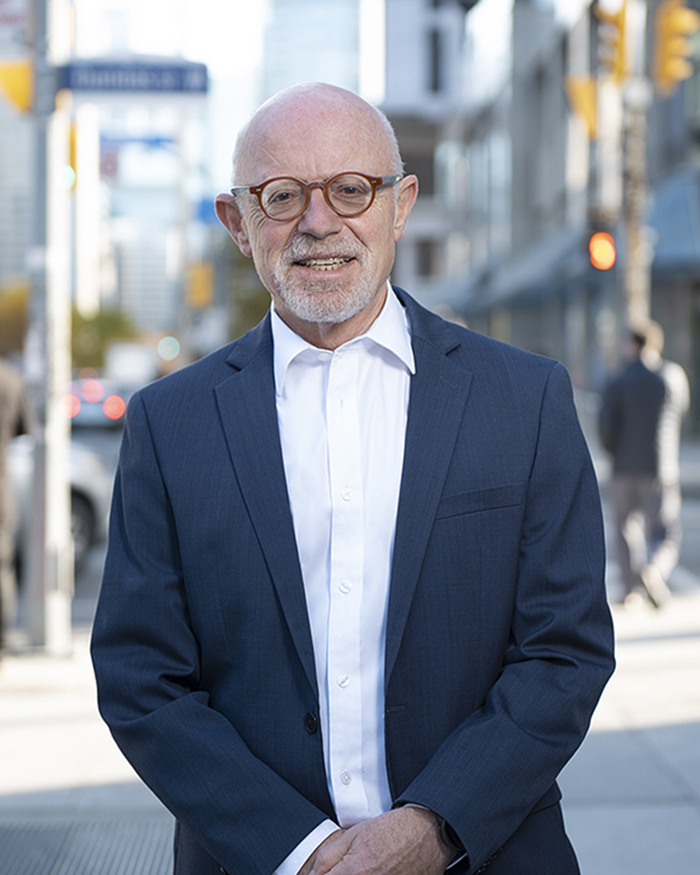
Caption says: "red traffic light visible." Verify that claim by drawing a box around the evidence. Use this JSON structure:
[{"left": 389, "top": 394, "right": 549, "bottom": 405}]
[{"left": 589, "top": 231, "right": 616, "bottom": 270}]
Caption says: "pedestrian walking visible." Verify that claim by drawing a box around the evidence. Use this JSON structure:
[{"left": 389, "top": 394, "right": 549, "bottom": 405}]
[{"left": 600, "top": 321, "right": 690, "bottom": 607}]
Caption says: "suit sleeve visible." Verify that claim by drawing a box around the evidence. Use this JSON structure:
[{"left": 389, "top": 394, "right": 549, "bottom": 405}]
[
  {"left": 90, "top": 392, "right": 331, "bottom": 875},
  {"left": 394, "top": 362, "right": 615, "bottom": 869}
]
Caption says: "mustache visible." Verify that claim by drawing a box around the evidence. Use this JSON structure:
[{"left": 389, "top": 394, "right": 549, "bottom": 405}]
[{"left": 285, "top": 237, "right": 364, "bottom": 262}]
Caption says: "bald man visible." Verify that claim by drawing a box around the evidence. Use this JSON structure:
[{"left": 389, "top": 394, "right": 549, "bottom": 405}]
[{"left": 92, "top": 83, "right": 614, "bottom": 875}]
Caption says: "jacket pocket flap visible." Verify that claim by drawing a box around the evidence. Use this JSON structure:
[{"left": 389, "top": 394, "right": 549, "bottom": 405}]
[{"left": 435, "top": 483, "right": 526, "bottom": 519}]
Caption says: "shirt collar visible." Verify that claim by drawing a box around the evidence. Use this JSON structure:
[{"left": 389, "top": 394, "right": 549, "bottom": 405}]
[{"left": 271, "top": 283, "right": 415, "bottom": 396}]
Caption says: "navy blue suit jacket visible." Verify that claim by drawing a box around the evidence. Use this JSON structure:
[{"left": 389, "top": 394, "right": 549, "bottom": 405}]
[{"left": 91, "top": 289, "right": 614, "bottom": 875}]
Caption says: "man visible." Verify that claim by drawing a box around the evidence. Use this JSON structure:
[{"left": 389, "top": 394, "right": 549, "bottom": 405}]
[
  {"left": 600, "top": 321, "right": 690, "bottom": 608},
  {"left": 0, "top": 355, "right": 30, "bottom": 651},
  {"left": 92, "top": 83, "right": 614, "bottom": 875}
]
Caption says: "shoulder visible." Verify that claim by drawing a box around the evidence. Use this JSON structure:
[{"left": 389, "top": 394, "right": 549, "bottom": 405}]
[
  {"left": 394, "top": 286, "right": 562, "bottom": 383},
  {"left": 129, "top": 316, "right": 272, "bottom": 418}
]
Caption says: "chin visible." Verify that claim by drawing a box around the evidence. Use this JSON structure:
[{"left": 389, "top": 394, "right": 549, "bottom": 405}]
[{"left": 278, "top": 279, "right": 377, "bottom": 325}]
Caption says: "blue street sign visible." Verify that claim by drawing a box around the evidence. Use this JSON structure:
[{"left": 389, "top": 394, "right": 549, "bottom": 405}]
[{"left": 59, "top": 59, "right": 208, "bottom": 94}]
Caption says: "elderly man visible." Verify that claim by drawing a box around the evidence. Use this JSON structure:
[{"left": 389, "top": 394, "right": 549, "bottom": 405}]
[{"left": 92, "top": 83, "right": 614, "bottom": 875}]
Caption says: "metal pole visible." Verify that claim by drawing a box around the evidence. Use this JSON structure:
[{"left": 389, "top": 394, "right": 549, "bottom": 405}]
[
  {"left": 622, "top": 80, "right": 652, "bottom": 326},
  {"left": 24, "top": 0, "right": 73, "bottom": 654}
]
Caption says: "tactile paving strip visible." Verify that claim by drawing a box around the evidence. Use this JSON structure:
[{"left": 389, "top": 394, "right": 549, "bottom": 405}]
[{"left": 0, "top": 819, "right": 173, "bottom": 875}]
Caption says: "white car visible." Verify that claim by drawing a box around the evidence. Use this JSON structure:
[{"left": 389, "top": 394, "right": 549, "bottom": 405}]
[{"left": 8, "top": 434, "right": 113, "bottom": 576}]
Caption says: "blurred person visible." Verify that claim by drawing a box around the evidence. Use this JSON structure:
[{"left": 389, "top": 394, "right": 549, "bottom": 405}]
[
  {"left": 0, "top": 356, "right": 30, "bottom": 651},
  {"left": 91, "top": 83, "right": 614, "bottom": 875},
  {"left": 600, "top": 321, "right": 690, "bottom": 608}
]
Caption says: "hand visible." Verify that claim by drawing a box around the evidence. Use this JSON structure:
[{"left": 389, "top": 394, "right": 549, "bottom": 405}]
[
  {"left": 298, "top": 830, "right": 346, "bottom": 875},
  {"left": 308, "top": 807, "right": 456, "bottom": 875}
]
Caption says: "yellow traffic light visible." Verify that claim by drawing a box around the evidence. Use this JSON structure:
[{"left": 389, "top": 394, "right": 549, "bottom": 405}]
[
  {"left": 589, "top": 232, "right": 617, "bottom": 270},
  {"left": 654, "top": 0, "right": 700, "bottom": 96},
  {"left": 565, "top": 76, "right": 598, "bottom": 139},
  {"left": 596, "top": 0, "right": 628, "bottom": 83},
  {"left": 0, "top": 59, "right": 33, "bottom": 113},
  {"left": 186, "top": 262, "right": 214, "bottom": 309}
]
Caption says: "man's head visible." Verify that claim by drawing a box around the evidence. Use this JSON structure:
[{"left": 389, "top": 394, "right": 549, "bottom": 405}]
[
  {"left": 629, "top": 320, "right": 665, "bottom": 364},
  {"left": 215, "top": 83, "right": 418, "bottom": 346}
]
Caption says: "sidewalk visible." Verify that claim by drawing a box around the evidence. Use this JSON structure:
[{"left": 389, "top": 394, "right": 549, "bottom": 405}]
[
  {"left": 1, "top": 445, "right": 700, "bottom": 874},
  {"left": 560, "top": 587, "right": 700, "bottom": 874}
]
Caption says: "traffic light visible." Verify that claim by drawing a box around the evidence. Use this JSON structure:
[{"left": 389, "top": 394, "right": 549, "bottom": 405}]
[
  {"left": 654, "top": 0, "right": 700, "bottom": 96},
  {"left": 589, "top": 231, "right": 617, "bottom": 270},
  {"left": 596, "top": 0, "right": 628, "bottom": 83},
  {"left": 0, "top": 59, "right": 33, "bottom": 113},
  {"left": 565, "top": 76, "right": 598, "bottom": 138}
]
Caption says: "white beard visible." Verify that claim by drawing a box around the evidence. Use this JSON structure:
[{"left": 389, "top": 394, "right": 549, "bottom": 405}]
[{"left": 271, "top": 239, "right": 377, "bottom": 324}]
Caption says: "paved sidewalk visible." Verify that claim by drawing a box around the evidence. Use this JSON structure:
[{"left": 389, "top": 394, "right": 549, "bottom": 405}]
[
  {"left": 0, "top": 625, "right": 173, "bottom": 875},
  {"left": 560, "top": 587, "right": 700, "bottom": 874}
]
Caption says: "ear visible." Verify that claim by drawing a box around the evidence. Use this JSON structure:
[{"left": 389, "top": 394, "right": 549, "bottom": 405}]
[
  {"left": 215, "top": 193, "right": 253, "bottom": 257},
  {"left": 393, "top": 174, "right": 419, "bottom": 242}
]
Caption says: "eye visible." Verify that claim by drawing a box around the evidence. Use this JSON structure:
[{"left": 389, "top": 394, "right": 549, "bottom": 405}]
[
  {"left": 262, "top": 180, "right": 305, "bottom": 212},
  {"left": 330, "top": 176, "right": 372, "bottom": 200}
]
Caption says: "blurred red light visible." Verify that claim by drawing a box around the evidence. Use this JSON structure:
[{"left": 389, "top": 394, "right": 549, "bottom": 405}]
[
  {"left": 61, "top": 394, "right": 81, "bottom": 418},
  {"left": 589, "top": 232, "right": 616, "bottom": 270},
  {"left": 103, "top": 395, "right": 126, "bottom": 420},
  {"left": 82, "top": 379, "right": 105, "bottom": 403}
]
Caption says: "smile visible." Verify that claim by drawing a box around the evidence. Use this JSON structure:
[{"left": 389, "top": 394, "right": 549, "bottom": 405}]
[{"left": 295, "top": 257, "right": 354, "bottom": 271}]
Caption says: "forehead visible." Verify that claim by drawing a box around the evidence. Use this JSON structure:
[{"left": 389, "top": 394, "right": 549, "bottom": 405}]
[{"left": 238, "top": 96, "right": 394, "bottom": 183}]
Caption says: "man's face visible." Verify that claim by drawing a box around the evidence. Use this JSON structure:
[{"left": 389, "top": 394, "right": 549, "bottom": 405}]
[{"left": 218, "top": 94, "right": 417, "bottom": 333}]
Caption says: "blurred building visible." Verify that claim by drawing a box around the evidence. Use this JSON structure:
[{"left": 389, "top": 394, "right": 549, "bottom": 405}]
[
  {"left": 417, "top": 0, "right": 700, "bottom": 433},
  {"left": 263, "top": 0, "right": 361, "bottom": 97}
]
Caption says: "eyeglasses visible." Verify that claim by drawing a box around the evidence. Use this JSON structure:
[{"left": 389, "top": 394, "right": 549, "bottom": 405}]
[{"left": 231, "top": 172, "right": 402, "bottom": 222}]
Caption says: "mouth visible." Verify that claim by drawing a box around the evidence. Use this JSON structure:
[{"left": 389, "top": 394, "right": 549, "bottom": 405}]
[{"left": 294, "top": 256, "right": 355, "bottom": 271}]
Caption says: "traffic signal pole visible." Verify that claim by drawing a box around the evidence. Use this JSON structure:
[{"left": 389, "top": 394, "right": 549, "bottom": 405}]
[{"left": 622, "top": 76, "right": 652, "bottom": 327}]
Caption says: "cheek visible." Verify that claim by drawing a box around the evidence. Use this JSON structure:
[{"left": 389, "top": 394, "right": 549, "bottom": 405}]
[{"left": 248, "top": 226, "right": 290, "bottom": 274}]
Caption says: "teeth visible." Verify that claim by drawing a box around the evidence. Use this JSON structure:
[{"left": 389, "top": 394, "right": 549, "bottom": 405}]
[{"left": 298, "top": 257, "right": 351, "bottom": 271}]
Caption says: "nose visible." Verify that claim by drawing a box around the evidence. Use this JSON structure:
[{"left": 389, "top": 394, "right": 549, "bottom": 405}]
[{"left": 296, "top": 187, "right": 343, "bottom": 237}]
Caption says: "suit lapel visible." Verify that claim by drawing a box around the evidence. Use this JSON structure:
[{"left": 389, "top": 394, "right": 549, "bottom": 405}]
[
  {"left": 213, "top": 318, "right": 318, "bottom": 695},
  {"left": 385, "top": 294, "right": 474, "bottom": 683}
]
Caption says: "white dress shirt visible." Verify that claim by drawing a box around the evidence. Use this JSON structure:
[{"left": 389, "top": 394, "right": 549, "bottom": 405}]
[{"left": 271, "top": 285, "right": 414, "bottom": 874}]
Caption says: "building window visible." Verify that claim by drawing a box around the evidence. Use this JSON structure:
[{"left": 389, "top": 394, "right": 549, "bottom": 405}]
[
  {"left": 416, "top": 239, "right": 443, "bottom": 277},
  {"left": 428, "top": 28, "right": 443, "bottom": 93}
]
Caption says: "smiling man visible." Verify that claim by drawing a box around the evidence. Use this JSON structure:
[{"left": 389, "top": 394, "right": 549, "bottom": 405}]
[{"left": 91, "top": 83, "right": 614, "bottom": 875}]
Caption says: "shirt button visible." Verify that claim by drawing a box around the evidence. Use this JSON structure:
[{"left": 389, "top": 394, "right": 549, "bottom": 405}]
[
  {"left": 318, "top": 350, "right": 332, "bottom": 361},
  {"left": 341, "top": 487, "right": 353, "bottom": 501},
  {"left": 337, "top": 673, "right": 350, "bottom": 688},
  {"left": 340, "top": 771, "right": 352, "bottom": 785},
  {"left": 339, "top": 580, "right": 352, "bottom": 594}
]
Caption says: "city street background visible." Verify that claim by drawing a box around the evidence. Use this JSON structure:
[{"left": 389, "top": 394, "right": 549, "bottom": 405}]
[{"left": 1, "top": 417, "right": 700, "bottom": 875}]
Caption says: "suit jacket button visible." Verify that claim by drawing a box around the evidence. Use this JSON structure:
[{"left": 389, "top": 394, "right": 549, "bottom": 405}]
[{"left": 304, "top": 712, "right": 318, "bottom": 733}]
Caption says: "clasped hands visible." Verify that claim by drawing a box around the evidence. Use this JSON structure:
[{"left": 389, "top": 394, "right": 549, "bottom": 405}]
[{"left": 298, "top": 806, "right": 456, "bottom": 875}]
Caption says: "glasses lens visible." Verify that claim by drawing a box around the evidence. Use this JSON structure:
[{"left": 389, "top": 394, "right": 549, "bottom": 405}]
[
  {"left": 261, "top": 179, "right": 307, "bottom": 219},
  {"left": 327, "top": 174, "right": 374, "bottom": 216}
]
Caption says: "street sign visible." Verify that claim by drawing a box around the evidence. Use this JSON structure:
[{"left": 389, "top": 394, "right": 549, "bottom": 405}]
[
  {"left": 0, "top": 0, "right": 27, "bottom": 54},
  {"left": 58, "top": 59, "right": 208, "bottom": 94}
]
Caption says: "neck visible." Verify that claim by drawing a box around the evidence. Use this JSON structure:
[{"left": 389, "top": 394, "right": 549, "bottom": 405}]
[{"left": 275, "top": 286, "right": 388, "bottom": 350}]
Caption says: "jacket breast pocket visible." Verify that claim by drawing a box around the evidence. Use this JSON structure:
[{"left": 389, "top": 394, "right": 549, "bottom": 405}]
[{"left": 435, "top": 483, "right": 526, "bottom": 520}]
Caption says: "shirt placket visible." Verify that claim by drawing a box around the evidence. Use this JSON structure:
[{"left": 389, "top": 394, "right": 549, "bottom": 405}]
[{"left": 325, "top": 345, "right": 366, "bottom": 824}]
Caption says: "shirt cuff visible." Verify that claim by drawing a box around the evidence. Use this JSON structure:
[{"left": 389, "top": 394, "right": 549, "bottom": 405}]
[{"left": 272, "top": 819, "right": 341, "bottom": 875}]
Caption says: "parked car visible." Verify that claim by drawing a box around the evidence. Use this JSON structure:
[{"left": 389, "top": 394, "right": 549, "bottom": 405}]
[
  {"left": 8, "top": 434, "right": 113, "bottom": 576},
  {"left": 64, "top": 376, "right": 129, "bottom": 429}
]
